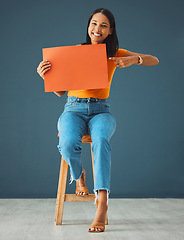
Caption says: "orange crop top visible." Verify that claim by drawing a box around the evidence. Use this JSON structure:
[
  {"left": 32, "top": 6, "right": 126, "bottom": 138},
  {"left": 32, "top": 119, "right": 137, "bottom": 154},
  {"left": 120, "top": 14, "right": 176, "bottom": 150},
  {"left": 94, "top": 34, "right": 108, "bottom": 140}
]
[{"left": 67, "top": 48, "right": 127, "bottom": 99}]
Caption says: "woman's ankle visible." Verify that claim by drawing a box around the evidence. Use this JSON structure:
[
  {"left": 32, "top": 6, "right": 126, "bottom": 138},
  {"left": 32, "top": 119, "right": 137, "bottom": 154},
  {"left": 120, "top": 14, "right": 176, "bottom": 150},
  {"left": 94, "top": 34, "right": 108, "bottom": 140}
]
[
  {"left": 98, "top": 193, "right": 107, "bottom": 204},
  {"left": 98, "top": 189, "right": 107, "bottom": 195}
]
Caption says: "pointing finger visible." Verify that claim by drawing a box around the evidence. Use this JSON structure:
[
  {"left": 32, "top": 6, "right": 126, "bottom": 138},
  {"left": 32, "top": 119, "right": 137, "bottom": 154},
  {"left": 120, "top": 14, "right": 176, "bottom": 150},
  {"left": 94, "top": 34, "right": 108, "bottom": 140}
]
[
  {"left": 109, "top": 57, "right": 118, "bottom": 60},
  {"left": 109, "top": 57, "right": 126, "bottom": 60}
]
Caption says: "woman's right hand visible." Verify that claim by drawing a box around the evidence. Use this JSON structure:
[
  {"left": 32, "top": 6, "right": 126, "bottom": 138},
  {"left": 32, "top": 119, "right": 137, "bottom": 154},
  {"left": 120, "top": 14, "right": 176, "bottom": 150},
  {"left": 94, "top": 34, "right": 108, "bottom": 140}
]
[{"left": 37, "top": 60, "right": 51, "bottom": 80}]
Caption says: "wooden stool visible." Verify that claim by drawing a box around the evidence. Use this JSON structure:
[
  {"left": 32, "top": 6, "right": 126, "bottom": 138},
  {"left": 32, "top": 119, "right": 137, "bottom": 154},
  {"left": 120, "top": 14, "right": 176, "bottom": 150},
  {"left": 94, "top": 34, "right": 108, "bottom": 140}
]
[{"left": 55, "top": 133, "right": 108, "bottom": 225}]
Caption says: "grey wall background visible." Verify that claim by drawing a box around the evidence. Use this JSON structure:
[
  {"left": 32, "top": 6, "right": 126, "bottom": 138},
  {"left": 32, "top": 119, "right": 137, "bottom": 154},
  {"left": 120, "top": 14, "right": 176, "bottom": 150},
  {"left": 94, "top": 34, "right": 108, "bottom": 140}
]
[{"left": 0, "top": 0, "right": 184, "bottom": 198}]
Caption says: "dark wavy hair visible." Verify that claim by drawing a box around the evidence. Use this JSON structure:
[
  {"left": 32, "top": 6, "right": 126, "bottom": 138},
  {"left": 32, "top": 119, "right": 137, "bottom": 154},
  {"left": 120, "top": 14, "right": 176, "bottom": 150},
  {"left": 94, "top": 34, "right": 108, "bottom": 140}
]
[{"left": 81, "top": 8, "right": 119, "bottom": 57}]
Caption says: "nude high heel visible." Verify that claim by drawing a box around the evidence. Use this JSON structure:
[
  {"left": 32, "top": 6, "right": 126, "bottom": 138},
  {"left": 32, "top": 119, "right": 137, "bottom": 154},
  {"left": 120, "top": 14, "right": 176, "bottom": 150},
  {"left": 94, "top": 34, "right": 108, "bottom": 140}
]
[
  {"left": 88, "top": 203, "right": 108, "bottom": 232},
  {"left": 75, "top": 168, "right": 89, "bottom": 196},
  {"left": 88, "top": 197, "right": 108, "bottom": 232}
]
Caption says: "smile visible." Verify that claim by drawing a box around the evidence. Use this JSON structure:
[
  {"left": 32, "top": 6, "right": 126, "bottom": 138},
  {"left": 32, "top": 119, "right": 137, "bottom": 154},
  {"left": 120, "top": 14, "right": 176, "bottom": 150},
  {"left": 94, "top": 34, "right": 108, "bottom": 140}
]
[{"left": 92, "top": 32, "right": 102, "bottom": 37}]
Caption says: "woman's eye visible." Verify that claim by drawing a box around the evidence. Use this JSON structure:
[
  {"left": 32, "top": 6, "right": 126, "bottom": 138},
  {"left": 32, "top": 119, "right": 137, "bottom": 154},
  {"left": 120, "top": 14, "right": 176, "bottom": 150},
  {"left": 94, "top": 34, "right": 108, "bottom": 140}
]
[{"left": 92, "top": 23, "right": 107, "bottom": 28}]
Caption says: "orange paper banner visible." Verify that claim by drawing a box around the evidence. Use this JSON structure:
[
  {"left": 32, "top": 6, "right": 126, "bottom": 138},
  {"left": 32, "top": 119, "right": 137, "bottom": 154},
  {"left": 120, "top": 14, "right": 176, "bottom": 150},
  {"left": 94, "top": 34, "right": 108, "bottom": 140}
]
[{"left": 42, "top": 44, "right": 109, "bottom": 92}]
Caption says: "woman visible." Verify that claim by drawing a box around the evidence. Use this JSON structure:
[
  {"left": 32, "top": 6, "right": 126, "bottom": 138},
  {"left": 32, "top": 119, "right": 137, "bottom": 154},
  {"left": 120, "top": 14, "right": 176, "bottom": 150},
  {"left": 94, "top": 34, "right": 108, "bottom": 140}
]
[{"left": 37, "top": 8, "right": 159, "bottom": 232}]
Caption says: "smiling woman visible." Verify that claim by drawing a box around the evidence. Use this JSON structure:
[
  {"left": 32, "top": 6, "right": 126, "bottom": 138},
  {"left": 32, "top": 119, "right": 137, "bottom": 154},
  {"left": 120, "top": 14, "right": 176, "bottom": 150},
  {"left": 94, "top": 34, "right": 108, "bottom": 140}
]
[
  {"left": 88, "top": 13, "right": 113, "bottom": 45},
  {"left": 82, "top": 8, "right": 119, "bottom": 58},
  {"left": 36, "top": 7, "right": 159, "bottom": 233}
]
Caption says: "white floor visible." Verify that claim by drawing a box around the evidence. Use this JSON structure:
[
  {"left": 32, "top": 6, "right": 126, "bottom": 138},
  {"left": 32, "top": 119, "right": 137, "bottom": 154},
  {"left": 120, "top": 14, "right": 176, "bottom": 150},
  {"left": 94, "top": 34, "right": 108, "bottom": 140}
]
[{"left": 0, "top": 198, "right": 184, "bottom": 240}]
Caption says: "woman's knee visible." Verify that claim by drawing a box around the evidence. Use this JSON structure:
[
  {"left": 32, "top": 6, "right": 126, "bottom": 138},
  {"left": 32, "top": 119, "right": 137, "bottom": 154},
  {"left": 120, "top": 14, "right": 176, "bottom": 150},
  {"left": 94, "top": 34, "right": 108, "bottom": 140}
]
[
  {"left": 58, "top": 136, "right": 82, "bottom": 155},
  {"left": 92, "top": 136, "right": 112, "bottom": 150}
]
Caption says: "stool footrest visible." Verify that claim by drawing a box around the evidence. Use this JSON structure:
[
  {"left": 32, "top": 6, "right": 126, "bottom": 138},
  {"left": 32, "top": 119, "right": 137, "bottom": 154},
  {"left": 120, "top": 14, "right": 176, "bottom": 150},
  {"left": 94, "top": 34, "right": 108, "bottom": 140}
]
[{"left": 64, "top": 194, "right": 95, "bottom": 202}]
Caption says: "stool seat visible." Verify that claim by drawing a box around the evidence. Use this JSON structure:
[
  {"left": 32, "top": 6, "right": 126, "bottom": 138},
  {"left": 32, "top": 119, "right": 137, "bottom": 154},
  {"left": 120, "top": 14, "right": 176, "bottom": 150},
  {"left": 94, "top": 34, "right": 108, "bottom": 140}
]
[
  {"left": 57, "top": 132, "right": 92, "bottom": 143},
  {"left": 55, "top": 133, "right": 108, "bottom": 225}
]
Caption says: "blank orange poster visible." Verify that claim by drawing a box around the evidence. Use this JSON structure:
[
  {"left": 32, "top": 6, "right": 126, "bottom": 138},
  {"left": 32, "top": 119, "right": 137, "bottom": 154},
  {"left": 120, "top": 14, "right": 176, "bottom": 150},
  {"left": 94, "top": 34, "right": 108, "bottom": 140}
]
[{"left": 42, "top": 44, "right": 109, "bottom": 92}]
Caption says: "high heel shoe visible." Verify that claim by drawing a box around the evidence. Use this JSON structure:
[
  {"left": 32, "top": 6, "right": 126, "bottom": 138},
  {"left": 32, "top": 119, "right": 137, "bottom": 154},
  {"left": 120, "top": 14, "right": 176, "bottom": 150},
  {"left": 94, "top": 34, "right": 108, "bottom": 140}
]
[
  {"left": 96, "top": 197, "right": 108, "bottom": 225},
  {"left": 75, "top": 168, "right": 89, "bottom": 196},
  {"left": 88, "top": 204, "right": 108, "bottom": 232}
]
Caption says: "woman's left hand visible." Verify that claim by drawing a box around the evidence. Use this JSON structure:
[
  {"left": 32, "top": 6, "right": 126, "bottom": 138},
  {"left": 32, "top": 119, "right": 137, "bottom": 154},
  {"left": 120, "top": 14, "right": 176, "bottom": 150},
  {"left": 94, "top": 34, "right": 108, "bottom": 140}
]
[{"left": 109, "top": 56, "right": 138, "bottom": 68}]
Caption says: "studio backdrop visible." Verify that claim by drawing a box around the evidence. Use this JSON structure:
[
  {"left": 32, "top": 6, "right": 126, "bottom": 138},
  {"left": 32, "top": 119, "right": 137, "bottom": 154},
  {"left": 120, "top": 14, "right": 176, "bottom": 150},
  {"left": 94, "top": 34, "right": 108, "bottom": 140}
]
[{"left": 0, "top": 0, "right": 184, "bottom": 198}]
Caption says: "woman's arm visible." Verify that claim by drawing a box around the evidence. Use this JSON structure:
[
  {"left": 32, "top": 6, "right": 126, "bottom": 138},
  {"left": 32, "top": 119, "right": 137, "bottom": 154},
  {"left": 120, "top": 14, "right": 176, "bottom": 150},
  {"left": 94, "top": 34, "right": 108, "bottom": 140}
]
[
  {"left": 109, "top": 50, "right": 159, "bottom": 67},
  {"left": 53, "top": 91, "right": 66, "bottom": 97},
  {"left": 125, "top": 50, "right": 159, "bottom": 66}
]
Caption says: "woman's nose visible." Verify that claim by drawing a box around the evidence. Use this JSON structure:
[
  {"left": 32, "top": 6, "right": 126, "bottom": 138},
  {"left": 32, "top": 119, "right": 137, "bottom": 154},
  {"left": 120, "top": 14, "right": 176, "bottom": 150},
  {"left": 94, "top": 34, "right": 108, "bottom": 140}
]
[{"left": 95, "top": 25, "right": 101, "bottom": 32}]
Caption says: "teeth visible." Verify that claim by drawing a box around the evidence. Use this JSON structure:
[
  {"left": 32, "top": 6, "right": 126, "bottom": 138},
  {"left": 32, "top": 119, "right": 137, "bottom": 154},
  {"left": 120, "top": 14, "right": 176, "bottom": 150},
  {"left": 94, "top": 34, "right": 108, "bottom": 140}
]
[{"left": 94, "top": 33, "right": 101, "bottom": 36}]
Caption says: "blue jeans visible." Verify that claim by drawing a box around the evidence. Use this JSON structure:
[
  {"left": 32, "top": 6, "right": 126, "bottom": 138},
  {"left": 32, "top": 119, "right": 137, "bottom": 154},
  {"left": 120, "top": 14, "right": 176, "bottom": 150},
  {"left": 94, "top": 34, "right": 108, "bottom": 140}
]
[{"left": 57, "top": 96, "right": 116, "bottom": 205}]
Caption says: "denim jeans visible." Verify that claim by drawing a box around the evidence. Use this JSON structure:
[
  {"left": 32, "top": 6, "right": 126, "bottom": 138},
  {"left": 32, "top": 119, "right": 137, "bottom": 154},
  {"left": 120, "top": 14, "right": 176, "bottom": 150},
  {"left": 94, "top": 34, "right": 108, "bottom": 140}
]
[{"left": 57, "top": 96, "right": 116, "bottom": 205}]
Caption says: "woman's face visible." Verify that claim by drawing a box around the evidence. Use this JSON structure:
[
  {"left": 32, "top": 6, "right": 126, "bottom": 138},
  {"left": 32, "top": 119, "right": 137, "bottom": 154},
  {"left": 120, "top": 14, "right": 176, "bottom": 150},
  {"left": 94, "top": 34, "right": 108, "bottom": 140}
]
[{"left": 88, "top": 13, "right": 113, "bottom": 44}]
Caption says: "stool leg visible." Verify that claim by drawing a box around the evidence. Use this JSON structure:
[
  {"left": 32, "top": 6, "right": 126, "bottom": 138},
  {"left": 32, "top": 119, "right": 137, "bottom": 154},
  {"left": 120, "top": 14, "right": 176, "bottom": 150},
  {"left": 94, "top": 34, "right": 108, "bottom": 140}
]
[
  {"left": 55, "top": 157, "right": 68, "bottom": 225},
  {"left": 90, "top": 143, "right": 108, "bottom": 225},
  {"left": 90, "top": 143, "right": 95, "bottom": 184}
]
